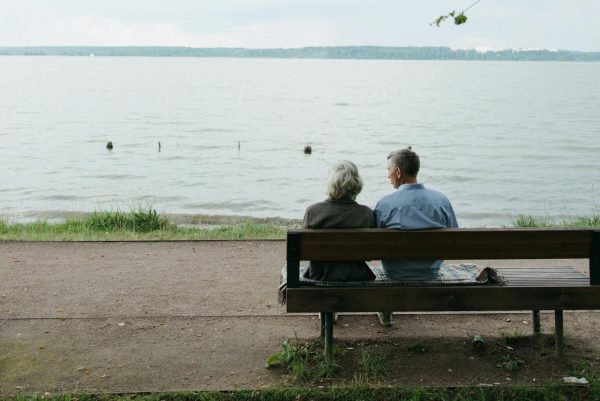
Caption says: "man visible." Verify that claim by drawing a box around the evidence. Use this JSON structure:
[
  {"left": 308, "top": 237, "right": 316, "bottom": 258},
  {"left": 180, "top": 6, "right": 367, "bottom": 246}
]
[{"left": 374, "top": 147, "right": 458, "bottom": 326}]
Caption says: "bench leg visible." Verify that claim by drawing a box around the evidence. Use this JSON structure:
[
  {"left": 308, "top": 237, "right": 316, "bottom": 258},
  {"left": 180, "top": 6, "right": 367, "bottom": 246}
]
[
  {"left": 319, "top": 313, "right": 325, "bottom": 338},
  {"left": 323, "top": 312, "right": 334, "bottom": 364},
  {"left": 555, "top": 310, "right": 564, "bottom": 359},
  {"left": 532, "top": 310, "right": 541, "bottom": 335}
]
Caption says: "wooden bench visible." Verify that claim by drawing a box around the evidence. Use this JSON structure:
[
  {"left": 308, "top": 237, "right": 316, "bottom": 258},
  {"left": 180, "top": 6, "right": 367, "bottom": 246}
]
[{"left": 285, "top": 228, "right": 600, "bottom": 362}]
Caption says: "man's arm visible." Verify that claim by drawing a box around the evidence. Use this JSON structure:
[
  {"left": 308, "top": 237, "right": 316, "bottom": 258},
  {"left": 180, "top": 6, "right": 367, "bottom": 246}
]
[
  {"left": 445, "top": 201, "right": 459, "bottom": 228},
  {"left": 373, "top": 202, "right": 387, "bottom": 228}
]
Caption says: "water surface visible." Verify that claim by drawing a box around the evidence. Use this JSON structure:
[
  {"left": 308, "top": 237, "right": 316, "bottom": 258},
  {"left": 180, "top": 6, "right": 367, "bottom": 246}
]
[{"left": 1, "top": 57, "right": 599, "bottom": 226}]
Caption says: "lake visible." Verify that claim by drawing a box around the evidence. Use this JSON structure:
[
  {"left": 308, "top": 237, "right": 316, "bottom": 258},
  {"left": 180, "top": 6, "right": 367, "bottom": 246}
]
[{"left": 1, "top": 56, "right": 599, "bottom": 226}]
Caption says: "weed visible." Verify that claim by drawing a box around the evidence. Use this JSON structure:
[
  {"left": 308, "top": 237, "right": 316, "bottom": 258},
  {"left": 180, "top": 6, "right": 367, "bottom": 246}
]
[
  {"left": 266, "top": 340, "right": 318, "bottom": 382},
  {"left": 266, "top": 340, "right": 341, "bottom": 383},
  {"left": 82, "top": 206, "right": 171, "bottom": 232},
  {"left": 471, "top": 335, "right": 486, "bottom": 351},
  {"left": 0, "top": 211, "right": 286, "bottom": 241},
  {"left": 513, "top": 214, "right": 600, "bottom": 228},
  {"left": 513, "top": 214, "right": 552, "bottom": 228},
  {"left": 313, "top": 360, "right": 336, "bottom": 382},
  {"left": 357, "top": 350, "right": 389, "bottom": 381},
  {"left": 500, "top": 327, "right": 525, "bottom": 340},
  {"left": 266, "top": 340, "right": 305, "bottom": 368},
  {"left": 497, "top": 353, "right": 524, "bottom": 371},
  {"left": 568, "top": 360, "right": 600, "bottom": 384},
  {"left": 407, "top": 343, "right": 428, "bottom": 354},
  {"left": 289, "top": 360, "right": 308, "bottom": 380},
  {"left": 573, "top": 215, "right": 600, "bottom": 227}
]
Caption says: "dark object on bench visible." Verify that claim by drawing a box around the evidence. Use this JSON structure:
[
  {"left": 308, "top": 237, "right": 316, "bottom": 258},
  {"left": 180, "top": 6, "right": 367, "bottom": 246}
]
[{"left": 285, "top": 228, "right": 600, "bottom": 363}]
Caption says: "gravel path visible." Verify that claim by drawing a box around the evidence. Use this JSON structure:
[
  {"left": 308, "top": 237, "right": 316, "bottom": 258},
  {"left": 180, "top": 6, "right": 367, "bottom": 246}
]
[{"left": 1, "top": 241, "right": 598, "bottom": 394}]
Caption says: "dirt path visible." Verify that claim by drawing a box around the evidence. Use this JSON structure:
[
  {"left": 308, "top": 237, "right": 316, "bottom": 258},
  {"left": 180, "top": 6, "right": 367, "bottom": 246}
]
[{"left": 1, "top": 241, "right": 599, "bottom": 395}]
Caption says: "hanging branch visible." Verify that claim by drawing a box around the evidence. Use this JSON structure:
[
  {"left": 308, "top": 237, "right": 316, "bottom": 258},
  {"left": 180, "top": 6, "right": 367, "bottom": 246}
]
[{"left": 431, "top": 0, "right": 482, "bottom": 27}]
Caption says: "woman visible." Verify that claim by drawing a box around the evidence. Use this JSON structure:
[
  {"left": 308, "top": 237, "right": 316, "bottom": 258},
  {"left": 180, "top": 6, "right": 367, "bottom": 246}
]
[{"left": 303, "top": 160, "right": 375, "bottom": 281}]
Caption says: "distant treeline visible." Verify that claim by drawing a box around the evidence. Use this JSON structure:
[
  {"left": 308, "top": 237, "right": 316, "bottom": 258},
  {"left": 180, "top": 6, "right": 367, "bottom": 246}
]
[{"left": 1, "top": 46, "right": 599, "bottom": 61}]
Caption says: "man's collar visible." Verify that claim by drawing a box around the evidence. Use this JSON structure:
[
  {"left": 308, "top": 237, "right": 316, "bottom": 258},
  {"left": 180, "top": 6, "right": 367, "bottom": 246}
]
[{"left": 398, "top": 183, "right": 425, "bottom": 191}]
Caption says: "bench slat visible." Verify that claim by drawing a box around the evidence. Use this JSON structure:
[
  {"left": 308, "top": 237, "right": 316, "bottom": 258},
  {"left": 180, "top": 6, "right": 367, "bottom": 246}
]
[
  {"left": 295, "top": 229, "right": 593, "bottom": 260},
  {"left": 287, "top": 286, "right": 600, "bottom": 312}
]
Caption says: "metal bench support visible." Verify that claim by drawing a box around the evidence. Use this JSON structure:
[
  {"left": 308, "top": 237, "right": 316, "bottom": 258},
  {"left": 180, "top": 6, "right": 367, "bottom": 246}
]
[
  {"left": 323, "top": 312, "right": 334, "bottom": 364},
  {"left": 532, "top": 310, "right": 541, "bottom": 334},
  {"left": 555, "top": 310, "right": 564, "bottom": 359},
  {"left": 319, "top": 313, "right": 325, "bottom": 338}
]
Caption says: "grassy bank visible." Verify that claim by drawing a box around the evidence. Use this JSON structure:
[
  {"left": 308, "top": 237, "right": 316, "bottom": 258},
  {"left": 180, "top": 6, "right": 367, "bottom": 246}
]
[
  {"left": 0, "top": 208, "right": 289, "bottom": 241},
  {"left": 7, "top": 386, "right": 600, "bottom": 401},
  {"left": 1, "top": 209, "right": 598, "bottom": 241}
]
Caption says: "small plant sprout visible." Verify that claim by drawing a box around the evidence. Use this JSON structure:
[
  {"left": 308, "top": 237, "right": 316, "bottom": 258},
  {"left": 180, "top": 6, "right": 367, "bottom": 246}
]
[
  {"left": 472, "top": 335, "right": 486, "bottom": 350},
  {"left": 266, "top": 340, "right": 295, "bottom": 368},
  {"left": 497, "top": 354, "right": 524, "bottom": 372}
]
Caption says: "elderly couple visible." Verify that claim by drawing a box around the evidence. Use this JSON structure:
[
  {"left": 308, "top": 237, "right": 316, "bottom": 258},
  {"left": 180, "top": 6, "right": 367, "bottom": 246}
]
[{"left": 302, "top": 147, "right": 458, "bottom": 326}]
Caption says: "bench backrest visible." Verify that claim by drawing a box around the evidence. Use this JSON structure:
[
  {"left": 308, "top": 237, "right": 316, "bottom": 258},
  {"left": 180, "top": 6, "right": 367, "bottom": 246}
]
[{"left": 286, "top": 228, "right": 600, "bottom": 287}]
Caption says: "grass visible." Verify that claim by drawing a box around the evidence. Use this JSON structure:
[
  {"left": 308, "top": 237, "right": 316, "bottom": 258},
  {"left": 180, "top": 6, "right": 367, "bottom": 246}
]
[
  {"left": 568, "top": 360, "right": 600, "bottom": 385},
  {"left": 0, "top": 207, "right": 287, "bottom": 241},
  {"left": 266, "top": 340, "right": 337, "bottom": 383},
  {"left": 6, "top": 386, "right": 600, "bottom": 401},
  {"left": 1, "top": 208, "right": 598, "bottom": 241},
  {"left": 513, "top": 214, "right": 600, "bottom": 228},
  {"left": 357, "top": 350, "right": 390, "bottom": 381}
]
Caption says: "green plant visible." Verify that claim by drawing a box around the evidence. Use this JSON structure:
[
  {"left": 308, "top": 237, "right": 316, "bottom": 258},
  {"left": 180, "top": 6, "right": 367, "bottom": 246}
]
[
  {"left": 568, "top": 361, "right": 600, "bottom": 385},
  {"left": 266, "top": 340, "right": 299, "bottom": 368},
  {"left": 289, "top": 360, "right": 308, "bottom": 380},
  {"left": 500, "top": 327, "right": 525, "bottom": 339},
  {"left": 358, "top": 350, "right": 389, "bottom": 381},
  {"left": 573, "top": 215, "right": 600, "bottom": 227},
  {"left": 407, "top": 343, "right": 428, "bottom": 354},
  {"left": 266, "top": 340, "right": 341, "bottom": 383},
  {"left": 497, "top": 354, "right": 524, "bottom": 371},
  {"left": 266, "top": 340, "right": 314, "bottom": 382},
  {"left": 513, "top": 214, "right": 552, "bottom": 228},
  {"left": 431, "top": 0, "right": 482, "bottom": 27},
  {"left": 471, "top": 335, "right": 486, "bottom": 351},
  {"left": 83, "top": 206, "right": 171, "bottom": 232},
  {"left": 512, "top": 214, "right": 600, "bottom": 228},
  {"left": 313, "top": 360, "right": 336, "bottom": 382},
  {"left": 0, "top": 212, "right": 288, "bottom": 241}
]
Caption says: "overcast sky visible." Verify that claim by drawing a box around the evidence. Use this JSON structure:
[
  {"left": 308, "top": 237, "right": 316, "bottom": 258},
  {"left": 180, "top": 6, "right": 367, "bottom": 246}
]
[{"left": 1, "top": 0, "right": 599, "bottom": 51}]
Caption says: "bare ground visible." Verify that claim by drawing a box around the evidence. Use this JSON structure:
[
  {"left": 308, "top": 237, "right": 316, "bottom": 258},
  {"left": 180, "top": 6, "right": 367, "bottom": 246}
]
[{"left": 1, "top": 241, "right": 599, "bottom": 395}]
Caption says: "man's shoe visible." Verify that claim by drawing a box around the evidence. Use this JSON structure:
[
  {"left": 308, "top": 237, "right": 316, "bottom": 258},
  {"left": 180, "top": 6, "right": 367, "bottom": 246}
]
[{"left": 377, "top": 312, "right": 393, "bottom": 327}]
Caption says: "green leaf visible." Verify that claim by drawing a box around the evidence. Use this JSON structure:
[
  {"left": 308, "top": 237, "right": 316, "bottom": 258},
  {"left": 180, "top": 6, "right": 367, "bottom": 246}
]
[
  {"left": 431, "top": 15, "right": 448, "bottom": 27},
  {"left": 454, "top": 13, "right": 468, "bottom": 25},
  {"left": 266, "top": 353, "right": 283, "bottom": 368},
  {"left": 472, "top": 335, "right": 485, "bottom": 344}
]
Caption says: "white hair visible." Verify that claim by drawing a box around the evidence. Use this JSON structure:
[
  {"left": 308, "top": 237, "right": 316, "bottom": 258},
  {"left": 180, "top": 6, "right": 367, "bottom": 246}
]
[{"left": 327, "top": 160, "right": 363, "bottom": 200}]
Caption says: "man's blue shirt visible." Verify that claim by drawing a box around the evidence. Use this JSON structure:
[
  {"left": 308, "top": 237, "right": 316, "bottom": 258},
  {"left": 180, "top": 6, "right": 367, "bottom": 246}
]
[{"left": 374, "top": 183, "right": 458, "bottom": 280}]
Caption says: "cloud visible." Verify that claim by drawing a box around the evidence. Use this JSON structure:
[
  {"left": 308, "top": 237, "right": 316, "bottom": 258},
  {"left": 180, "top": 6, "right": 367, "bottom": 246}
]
[
  {"left": 34, "top": 16, "right": 194, "bottom": 46},
  {"left": 189, "top": 19, "right": 346, "bottom": 48},
  {"left": 27, "top": 14, "right": 348, "bottom": 48},
  {"left": 1, "top": 1, "right": 599, "bottom": 51}
]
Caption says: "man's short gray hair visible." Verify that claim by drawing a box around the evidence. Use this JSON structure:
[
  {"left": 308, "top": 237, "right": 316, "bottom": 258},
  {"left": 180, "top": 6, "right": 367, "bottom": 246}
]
[
  {"left": 327, "top": 160, "right": 363, "bottom": 200},
  {"left": 387, "top": 146, "right": 420, "bottom": 178}
]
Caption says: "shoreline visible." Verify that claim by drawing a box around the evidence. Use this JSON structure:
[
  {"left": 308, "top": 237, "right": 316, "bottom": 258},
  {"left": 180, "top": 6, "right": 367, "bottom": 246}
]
[
  {"left": 1, "top": 209, "right": 600, "bottom": 230},
  {"left": 1, "top": 211, "right": 304, "bottom": 229}
]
